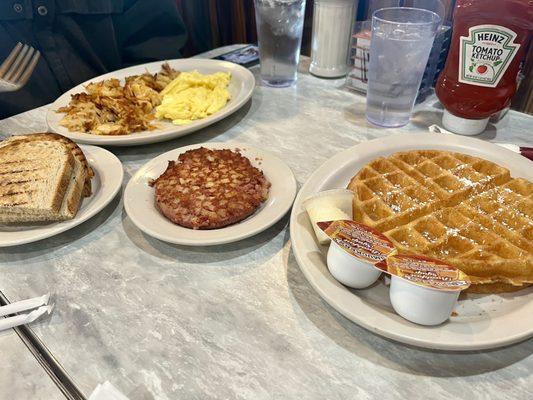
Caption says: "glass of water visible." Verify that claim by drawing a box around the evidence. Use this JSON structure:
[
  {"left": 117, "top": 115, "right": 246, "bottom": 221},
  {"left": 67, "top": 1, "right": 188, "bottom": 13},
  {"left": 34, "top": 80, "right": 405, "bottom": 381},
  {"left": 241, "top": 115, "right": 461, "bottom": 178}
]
[
  {"left": 365, "top": 7, "right": 441, "bottom": 127},
  {"left": 254, "top": 0, "right": 306, "bottom": 87}
]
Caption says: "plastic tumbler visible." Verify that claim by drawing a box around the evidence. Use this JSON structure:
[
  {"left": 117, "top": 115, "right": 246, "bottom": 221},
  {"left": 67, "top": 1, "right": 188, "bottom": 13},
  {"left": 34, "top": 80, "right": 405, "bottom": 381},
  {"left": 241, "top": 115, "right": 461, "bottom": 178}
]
[
  {"left": 254, "top": 0, "right": 306, "bottom": 87},
  {"left": 365, "top": 7, "right": 441, "bottom": 127}
]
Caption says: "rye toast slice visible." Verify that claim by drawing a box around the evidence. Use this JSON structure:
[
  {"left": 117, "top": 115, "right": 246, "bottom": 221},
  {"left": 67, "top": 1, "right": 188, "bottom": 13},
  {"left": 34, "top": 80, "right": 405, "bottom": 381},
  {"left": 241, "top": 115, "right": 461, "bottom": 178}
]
[
  {"left": 58, "top": 150, "right": 87, "bottom": 220},
  {"left": 0, "top": 150, "right": 87, "bottom": 222},
  {"left": 0, "top": 133, "right": 93, "bottom": 197},
  {"left": 0, "top": 139, "right": 74, "bottom": 221}
]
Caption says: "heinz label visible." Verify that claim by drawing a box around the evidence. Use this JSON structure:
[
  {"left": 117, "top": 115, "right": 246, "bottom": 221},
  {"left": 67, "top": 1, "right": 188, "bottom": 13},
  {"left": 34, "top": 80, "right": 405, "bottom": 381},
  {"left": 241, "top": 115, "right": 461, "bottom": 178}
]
[
  {"left": 458, "top": 24, "right": 520, "bottom": 88},
  {"left": 317, "top": 220, "right": 395, "bottom": 264}
]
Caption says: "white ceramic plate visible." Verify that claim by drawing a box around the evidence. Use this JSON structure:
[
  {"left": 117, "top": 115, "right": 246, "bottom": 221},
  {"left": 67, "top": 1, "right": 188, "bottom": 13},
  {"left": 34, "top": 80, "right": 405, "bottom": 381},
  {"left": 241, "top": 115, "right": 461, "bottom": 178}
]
[
  {"left": 125, "top": 142, "right": 297, "bottom": 246},
  {"left": 0, "top": 146, "right": 123, "bottom": 247},
  {"left": 290, "top": 133, "right": 533, "bottom": 351},
  {"left": 46, "top": 59, "right": 255, "bottom": 146}
]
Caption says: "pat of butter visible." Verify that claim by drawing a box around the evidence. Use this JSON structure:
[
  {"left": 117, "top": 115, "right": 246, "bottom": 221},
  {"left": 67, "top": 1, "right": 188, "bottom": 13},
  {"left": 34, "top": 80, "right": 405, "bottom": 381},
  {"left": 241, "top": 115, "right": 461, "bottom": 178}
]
[
  {"left": 307, "top": 206, "right": 350, "bottom": 244},
  {"left": 303, "top": 189, "right": 354, "bottom": 244}
]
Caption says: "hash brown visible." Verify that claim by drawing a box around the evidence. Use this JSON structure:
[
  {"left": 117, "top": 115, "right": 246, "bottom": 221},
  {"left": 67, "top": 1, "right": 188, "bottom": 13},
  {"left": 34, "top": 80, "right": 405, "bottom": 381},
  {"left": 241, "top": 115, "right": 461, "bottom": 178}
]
[
  {"left": 57, "top": 63, "right": 180, "bottom": 136},
  {"left": 150, "top": 148, "right": 270, "bottom": 229}
]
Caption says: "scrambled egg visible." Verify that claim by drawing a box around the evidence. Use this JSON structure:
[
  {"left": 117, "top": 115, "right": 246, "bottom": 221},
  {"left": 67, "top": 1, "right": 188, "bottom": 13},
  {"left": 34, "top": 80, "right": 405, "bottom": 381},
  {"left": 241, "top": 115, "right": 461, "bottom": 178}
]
[{"left": 155, "top": 70, "right": 231, "bottom": 125}]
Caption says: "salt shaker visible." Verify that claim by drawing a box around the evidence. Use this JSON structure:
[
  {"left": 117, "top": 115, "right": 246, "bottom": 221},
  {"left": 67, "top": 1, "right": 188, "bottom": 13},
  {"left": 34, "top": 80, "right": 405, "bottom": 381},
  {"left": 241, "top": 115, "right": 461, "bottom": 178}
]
[{"left": 310, "top": 0, "right": 358, "bottom": 78}]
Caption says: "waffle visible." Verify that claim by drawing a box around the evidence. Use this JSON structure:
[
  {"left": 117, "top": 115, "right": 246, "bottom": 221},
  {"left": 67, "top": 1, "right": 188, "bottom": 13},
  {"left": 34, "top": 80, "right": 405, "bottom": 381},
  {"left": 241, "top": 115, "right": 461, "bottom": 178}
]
[{"left": 348, "top": 150, "right": 532, "bottom": 293}]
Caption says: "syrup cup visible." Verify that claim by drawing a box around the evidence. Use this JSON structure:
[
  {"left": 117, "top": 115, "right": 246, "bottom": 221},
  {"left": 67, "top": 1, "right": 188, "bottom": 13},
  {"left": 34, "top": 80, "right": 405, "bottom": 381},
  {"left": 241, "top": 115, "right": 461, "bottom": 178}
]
[
  {"left": 327, "top": 240, "right": 382, "bottom": 289},
  {"left": 389, "top": 275, "right": 460, "bottom": 326},
  {"left": 377, "top": 254, "right": 470, "bottom": 325}
]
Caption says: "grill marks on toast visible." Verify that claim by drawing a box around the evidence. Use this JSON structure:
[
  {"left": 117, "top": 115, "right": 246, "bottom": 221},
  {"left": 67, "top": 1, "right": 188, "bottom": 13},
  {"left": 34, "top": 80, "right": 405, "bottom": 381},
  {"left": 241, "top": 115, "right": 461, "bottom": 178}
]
[
  {"left": 0, "top": 133, "right": 93, "bottom": 196},
  {"left": 0, "top": 167, "right": 42, "bottom": 176},
  {"left": 1, "top": 158, "right": 40, "bottom": 165},
  {"left": 2, "top": 201, "right": 30, "bottom": 207},
  {"left": 0, "top": 133, "right": 92, "bottom": 223},
  {"left": 0, "top": 178, "right": 44, "bottom": 186},
  {"left": 0, "top": 141, "right": 74, "bottom": 216}
]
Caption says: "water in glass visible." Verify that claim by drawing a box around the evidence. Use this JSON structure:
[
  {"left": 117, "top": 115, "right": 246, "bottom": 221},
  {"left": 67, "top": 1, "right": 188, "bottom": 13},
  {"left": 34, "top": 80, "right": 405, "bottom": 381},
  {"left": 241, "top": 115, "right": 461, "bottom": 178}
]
[{"left": 255, "top": 0, "right": 306, "bottom": 87}]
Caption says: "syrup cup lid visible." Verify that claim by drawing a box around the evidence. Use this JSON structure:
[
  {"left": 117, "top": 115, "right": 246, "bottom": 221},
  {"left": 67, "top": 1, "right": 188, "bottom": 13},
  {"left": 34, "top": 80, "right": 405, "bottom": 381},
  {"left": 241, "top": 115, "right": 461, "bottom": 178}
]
[
  {"left": 376, "top": 254, "right": 471, "bottom": 292},
  {"left": 317, "top": 220, "right": 396, "bottom": 264}
]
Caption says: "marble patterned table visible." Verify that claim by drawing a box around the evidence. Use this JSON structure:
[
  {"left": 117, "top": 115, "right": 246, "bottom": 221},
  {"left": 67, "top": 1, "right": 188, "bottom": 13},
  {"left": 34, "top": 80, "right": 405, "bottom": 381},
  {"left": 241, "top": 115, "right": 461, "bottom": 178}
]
[
  {"left": 0, "top": 332, "right": 64, "bottom": 399},
  {"left": 0, "top": 49, "right": 532, "bottom": 400}
]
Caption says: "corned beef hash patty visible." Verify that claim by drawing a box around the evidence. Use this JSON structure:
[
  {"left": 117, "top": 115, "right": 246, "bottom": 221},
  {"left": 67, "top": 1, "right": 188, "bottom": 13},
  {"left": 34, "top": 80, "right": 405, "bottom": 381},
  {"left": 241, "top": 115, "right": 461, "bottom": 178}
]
[{"left": 149, "top": 147, "right": 270, "bottom": 229}]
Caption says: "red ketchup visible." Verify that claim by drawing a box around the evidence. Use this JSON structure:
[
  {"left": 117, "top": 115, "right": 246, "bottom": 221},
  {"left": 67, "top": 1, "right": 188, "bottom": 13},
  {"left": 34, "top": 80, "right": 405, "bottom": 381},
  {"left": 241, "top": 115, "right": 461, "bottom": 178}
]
[{"left": 435, "top": 0, "right": 533, "bottom": 135}]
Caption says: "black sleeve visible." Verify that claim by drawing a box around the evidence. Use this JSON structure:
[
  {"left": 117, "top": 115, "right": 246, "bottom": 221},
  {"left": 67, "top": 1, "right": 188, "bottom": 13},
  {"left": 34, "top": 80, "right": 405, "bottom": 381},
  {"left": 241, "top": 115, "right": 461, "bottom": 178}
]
[{"left": 113, "top": 0, "right": 188, "bottom": 66}]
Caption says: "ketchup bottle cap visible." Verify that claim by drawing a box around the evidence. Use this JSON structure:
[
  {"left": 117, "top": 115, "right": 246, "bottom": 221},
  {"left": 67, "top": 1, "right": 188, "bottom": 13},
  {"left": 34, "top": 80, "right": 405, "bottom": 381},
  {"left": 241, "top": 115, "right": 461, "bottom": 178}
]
[{"left": 442, "top": 109, "right": 489, "bottom": 136}]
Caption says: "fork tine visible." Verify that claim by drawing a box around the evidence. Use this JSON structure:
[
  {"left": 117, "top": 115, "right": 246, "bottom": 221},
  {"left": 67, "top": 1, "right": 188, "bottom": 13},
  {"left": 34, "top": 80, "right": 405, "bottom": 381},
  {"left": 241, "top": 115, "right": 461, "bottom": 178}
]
[
  {"left": 15, "top": 50, "right": 40, "bottom": 87},
  {"left": 4, "top": 44, "right": 30, "bottom": 81},
  {"left": 0, "top": 42, "right": 23, "bottom": 79},
  {"left": 10, "top": 47, "right": 36, "bottom": 83}
]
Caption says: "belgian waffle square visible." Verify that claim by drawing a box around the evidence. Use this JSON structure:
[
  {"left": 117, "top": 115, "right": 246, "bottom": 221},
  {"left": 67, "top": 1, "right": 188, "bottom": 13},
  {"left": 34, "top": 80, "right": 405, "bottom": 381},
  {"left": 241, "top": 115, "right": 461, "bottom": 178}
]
[{"left": 348, "top": 150, "right": 532, "bottom": 293}]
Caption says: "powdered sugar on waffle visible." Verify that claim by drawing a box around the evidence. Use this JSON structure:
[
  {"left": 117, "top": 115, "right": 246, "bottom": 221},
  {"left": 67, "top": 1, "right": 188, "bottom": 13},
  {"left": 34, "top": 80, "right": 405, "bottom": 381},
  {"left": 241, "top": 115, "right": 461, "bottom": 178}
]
[{"left": 348, "top": 150, "right": 533, "bottom": 291}]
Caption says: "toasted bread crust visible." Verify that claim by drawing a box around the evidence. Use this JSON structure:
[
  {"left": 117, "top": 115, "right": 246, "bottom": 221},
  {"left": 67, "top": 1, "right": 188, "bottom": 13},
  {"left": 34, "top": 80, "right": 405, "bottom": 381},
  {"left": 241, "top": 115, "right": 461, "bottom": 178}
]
[
  {"left": 0, "top": 133, "right": 91, "bottom": 223},
  {"left": 0, "top": 140, "right": 74, "bottom": 213},
  {"left": 1, "top": 133, "right": 93, "bottom": 197}
]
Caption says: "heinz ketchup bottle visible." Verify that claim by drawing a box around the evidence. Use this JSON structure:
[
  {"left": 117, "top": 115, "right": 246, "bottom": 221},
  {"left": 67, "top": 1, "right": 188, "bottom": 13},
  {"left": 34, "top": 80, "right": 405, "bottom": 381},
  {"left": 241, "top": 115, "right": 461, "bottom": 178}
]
[{"left": 435, "top": 0, "right": 533, "bottom": 135}]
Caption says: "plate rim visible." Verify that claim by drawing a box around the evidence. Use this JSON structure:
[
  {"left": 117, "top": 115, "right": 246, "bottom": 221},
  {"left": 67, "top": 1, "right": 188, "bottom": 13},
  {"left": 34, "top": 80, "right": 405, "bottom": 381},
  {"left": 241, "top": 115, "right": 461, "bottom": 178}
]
[
  {"left": 124, "top": 142, "right": 297, "bottom": 246},
  {"left": 46, "top": 58, "right": 256, "bottom": 146},
  {"left": 0, "top": 145, "right": 123, "bottom": 247},
  {"left": 289, "top": 133, "right": 533, "bottom": 351}
]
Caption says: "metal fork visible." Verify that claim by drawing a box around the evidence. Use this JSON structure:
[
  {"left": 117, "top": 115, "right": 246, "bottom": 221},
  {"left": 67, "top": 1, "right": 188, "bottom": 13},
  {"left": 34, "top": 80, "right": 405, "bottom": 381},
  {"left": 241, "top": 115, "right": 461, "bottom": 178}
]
[{"left": 0, "top": 43, "right": 40, "bottom": 92}]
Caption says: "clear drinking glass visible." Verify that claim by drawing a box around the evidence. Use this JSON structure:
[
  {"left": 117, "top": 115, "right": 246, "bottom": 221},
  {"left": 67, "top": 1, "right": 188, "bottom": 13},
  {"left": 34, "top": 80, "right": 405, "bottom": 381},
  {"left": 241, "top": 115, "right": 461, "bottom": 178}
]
[
  {"left": 254, "top": 0, "right": 306, "bottom": 87},
  {"left": 365, "top": 7, "right": 441, "bottom": 127}
]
